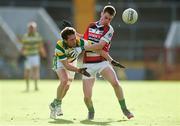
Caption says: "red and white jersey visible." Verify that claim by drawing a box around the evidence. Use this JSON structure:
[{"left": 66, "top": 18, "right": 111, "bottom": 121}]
[{"left": 83, "top": 21, "right": 114, "bottom": 63}]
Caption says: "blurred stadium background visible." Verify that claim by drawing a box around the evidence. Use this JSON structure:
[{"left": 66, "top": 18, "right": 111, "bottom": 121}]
[{"left": 0, "top": 0, "right": 180, "bottom": 80}]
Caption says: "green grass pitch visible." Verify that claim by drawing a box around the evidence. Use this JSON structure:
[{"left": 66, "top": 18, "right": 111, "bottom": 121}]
[{"left": 0, "top": 80, "right": 180, "bottom": 126}]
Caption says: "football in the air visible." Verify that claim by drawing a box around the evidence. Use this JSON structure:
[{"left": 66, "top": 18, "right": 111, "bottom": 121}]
[{"left": 122, "top": 8, "right": 138, "bottom": 24}]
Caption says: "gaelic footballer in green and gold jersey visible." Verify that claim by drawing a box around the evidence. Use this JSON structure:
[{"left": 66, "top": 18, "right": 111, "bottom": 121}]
[
  {"left": 49, "top": 27, "right": 90, "bottom": 119},
  {"left": 21, "top": 32, "right": 43, "bottom": 56},
  {"left": 20, "top": 21, "right": 46, "bottom": 92},
  {"left": 52, "top": 27, "right": 90, "bottom": 76},
  {"left": 53, "top": 37, "right": 91, "bottom": 70}
]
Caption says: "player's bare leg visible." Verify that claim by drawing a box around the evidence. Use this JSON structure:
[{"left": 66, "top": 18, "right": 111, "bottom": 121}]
[
  {"left": 49, "top": 69, "right": 70, "bottom": 119},
  {"left": 24, "top": 69, "right": 30, "bottom": 92},
  {"left": 83, "top": 78, "right": 95, "bottom": 120},
  {"left": 56, "top": 69, "right": 70, "bottom": 100},
  {"left": 61, "top": 79, "right": 72, "bottom": 98},
  {"left": 32, "top": 66, "right": 40, "bottom": 91},
  {"left": 100, "top": 67, "right": 134, "bottom": 119}
]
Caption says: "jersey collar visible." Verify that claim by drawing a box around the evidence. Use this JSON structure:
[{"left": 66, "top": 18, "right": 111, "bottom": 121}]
[
  {"left": 96, "top": 21, "right": 104, "bottom": 28},
  {"left": 62, "top": 40, "right": 68, "bottom": 49},
  {"left": 96, "top": 21, "right": 110, "bottom": 28}
]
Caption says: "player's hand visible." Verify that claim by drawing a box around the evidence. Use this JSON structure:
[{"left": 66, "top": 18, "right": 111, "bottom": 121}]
[
  {"left": 111, "top": 60, "right": 126, "bottom": 68},
  {"left": 69, "top": 47, "right": 83, "bottom": 58},
  {"left": 79, "top": 68, "right": 91, "bottom": 77},
  {"left": 18, "top": 54, "right": 26, "bottom": 62}
]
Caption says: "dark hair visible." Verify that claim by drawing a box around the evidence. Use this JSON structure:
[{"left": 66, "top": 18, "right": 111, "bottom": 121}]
[
  {"left": 103, "top": 5, "right": 116, "bottom": 16},
  {"left": 61, "top": 27, "right": 76, "bottom": 40}
]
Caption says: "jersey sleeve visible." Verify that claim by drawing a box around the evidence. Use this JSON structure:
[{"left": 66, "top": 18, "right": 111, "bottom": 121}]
[
  {"left": 21, "top": 34, "right": 28, "bottom": 44},
  {"left": 37, "top": 34, "right": 43, "bottom": 43},
  {"left": 100, "top": 25, "right": 114, "bottom": 44},
  {"left": 55, "top": 42, "right": 67, "bottom": 60}
]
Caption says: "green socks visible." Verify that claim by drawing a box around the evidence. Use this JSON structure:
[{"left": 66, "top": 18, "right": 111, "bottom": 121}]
[
  {"left": 88, "top": 106, "right": 95, "bottom": 113},
  {"left": 51, "top": 99, "right": 62, "bottom": 107},
  {"left": 119, "top": 99, "right": 127, "bottom": 110}
]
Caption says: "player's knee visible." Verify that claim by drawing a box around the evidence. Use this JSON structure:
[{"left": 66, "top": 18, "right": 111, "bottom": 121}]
[
  {"left": 33, "top": 74, "right": 39, "bottom": 80},
  {"left": 64, "top": 79, "right": 72, "bottom": 90},
  {"left": 65, "top": 84, "right": 70, "bottom": 91},
  {"left": 84, "top": 97, "right": 91, "bottom": 103},
  {"left": 60, "top": 78, "right": 68, "bottom": 85},
  {"left": 24, "top": 73, "right": 29, "bottom": 79},
  {"left": 111, "top": 80, "right": 120, "bottom": 88},
  {"left": 24, "top": 74, "right": 27, "bottom": 78},
  {"left": 32, "top": 71, "right": 39, "bottom": 79}
]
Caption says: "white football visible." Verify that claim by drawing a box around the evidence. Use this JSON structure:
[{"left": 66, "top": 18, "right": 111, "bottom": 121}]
[{"left": 122, "top": 8, "right": 138, "bottom": 24}]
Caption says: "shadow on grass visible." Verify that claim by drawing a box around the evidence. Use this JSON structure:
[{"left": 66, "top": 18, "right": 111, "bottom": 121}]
[
  {"left": 48, "top": 118, "right": 74, "bottom": 124},
  {"left": 116, "top": 119, "right": 128, "bottom": 122},
  {"left": 80, "top": 119, "right": 128, "bottom": 125},
  {"left": 80, "top": 119, "right": 110, "bottom": 125}
]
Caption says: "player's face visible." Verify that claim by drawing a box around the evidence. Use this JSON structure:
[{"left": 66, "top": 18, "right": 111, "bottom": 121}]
[
  {"left": 28, "top": 26, "right": 36, "bottom": 34},
  {"left": 100, "top": 12, "right": 114, "bottom": 26},
  {"left": 66, "top": 34, "right": 76, "bottom": 48}
]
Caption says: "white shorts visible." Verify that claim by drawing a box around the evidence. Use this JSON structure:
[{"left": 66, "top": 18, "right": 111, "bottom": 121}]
[
  {"left": 53, "top": 60, "right": 77, "bottom": 79},
  {"left": 24, "top": 55, "right": 40, "bottom": 69},
  {"left": 82, "top": 61, "right": 114, "bottom": 79}
]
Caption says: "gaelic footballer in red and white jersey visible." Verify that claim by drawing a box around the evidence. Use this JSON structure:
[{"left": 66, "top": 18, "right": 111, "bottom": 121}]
[{"left": 83, "top": 21, "right": 114, "bottom": 63}]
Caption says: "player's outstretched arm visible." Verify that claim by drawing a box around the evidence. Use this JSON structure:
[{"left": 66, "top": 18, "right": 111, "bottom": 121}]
[
  {"left": 97, "top": 50, "right": 126, "bottom": 68},
  {"left": 96, "top": 50, "right": 113, "bottom": 62},
  {"left": 84, "top": 41, "right": 106, "bottom": 51},
  {"left": 69, "top": 39, "right": 107, "bottom": 58},
  {"left": 61, "top": 60, "right": 90, "bottom": 77}
]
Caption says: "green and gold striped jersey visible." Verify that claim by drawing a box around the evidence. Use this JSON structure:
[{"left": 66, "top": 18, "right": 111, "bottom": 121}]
[
  {"left": 54, "top": 38, "right": 91, "bottom": 62},
  {"left": 21, "top": 32, "right": 42, "bottom": 56}
]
